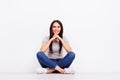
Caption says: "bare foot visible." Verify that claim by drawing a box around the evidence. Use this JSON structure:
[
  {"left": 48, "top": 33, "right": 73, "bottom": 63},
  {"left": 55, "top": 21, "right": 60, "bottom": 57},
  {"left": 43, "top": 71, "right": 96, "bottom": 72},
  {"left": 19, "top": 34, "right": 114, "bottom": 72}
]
[
  {"left": 46, "top": 69, "right": 55, "bottom": 74},
  {"left": 55, "top": 66, "right": 65, "bottom": 74}
]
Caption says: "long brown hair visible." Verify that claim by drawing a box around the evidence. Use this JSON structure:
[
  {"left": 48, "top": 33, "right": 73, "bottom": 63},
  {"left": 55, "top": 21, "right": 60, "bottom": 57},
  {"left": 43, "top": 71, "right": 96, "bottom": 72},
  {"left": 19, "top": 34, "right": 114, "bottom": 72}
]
[{"left": 49, "top": 20, "right": 63, "bottom": 54}]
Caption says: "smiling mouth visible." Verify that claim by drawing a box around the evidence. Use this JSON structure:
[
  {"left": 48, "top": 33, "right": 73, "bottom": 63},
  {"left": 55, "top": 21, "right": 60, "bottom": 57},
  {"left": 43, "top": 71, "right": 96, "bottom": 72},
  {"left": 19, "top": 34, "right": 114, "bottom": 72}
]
[
  {"left": 53, "top": 31, "right": 59, "bottom": 34},
  {"left": 53, "top": 30, "right": 58, "bottom": 33}
]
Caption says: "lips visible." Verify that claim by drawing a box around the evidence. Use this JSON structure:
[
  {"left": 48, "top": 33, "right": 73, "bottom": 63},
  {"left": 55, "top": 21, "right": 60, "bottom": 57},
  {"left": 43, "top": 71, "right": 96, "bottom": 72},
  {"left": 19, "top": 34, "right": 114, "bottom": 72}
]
[{"left": 53, "top": 30, "right": 59, "bottom": 33}]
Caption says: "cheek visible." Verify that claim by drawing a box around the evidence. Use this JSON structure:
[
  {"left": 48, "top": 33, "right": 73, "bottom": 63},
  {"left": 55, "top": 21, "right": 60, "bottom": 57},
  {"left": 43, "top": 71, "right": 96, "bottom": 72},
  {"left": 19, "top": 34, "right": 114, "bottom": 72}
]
[
  {"left": 58, "top": 28, "right": 61, "bottom": 32},
  {"left": 52, "top": 29, "right": 55, "bottom": 32}
]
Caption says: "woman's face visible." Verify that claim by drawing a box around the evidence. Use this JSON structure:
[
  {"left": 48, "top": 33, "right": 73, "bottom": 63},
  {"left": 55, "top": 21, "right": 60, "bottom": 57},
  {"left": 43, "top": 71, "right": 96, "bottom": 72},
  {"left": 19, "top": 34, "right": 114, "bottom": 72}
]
[{"left": 52, "top": 22, "right": 61, "bottom": 35}]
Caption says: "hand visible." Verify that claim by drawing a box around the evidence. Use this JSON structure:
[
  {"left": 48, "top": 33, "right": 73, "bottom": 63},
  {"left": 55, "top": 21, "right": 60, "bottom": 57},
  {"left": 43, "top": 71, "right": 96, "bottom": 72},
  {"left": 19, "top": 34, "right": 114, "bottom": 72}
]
[
  {"left": 51, "top": 34, "right": 58, "bottom": 41},
  {"left": 51, "top": 34, "right": 61, "bottom": 41},
  {"left": 55, "top": 34, "right": 61, "bottom": 40}
]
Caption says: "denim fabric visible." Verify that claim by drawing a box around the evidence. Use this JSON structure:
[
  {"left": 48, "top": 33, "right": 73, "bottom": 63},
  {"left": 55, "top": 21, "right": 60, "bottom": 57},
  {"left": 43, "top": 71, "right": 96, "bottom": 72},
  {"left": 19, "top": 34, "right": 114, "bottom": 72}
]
[{"left": 36, "top": 51, "right": 75, "bottom": 69}]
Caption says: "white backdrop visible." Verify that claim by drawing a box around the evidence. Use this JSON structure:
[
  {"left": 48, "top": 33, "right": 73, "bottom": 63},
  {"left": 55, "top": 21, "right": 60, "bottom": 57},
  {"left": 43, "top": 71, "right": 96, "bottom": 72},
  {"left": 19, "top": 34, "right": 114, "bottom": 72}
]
[{"left": 0, "top": 0, "right": 120, "bottom": 73}]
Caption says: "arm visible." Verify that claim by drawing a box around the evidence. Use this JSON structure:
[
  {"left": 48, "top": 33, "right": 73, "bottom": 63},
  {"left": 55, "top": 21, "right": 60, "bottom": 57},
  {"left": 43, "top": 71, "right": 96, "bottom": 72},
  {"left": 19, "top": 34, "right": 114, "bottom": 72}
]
[
  {"left": 40, "top": 36, "right": 57, "bottom": 53},
  {"left": 40, "top": 39, "right": 52, "bottom": 53},
  {"left": 57, "top": 35, "right": 72, "bottom": 53}
]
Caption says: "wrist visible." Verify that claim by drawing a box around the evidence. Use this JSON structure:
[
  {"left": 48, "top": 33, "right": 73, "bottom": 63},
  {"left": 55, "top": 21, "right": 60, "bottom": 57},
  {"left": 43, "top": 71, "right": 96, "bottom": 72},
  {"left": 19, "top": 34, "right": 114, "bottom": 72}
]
[
  {"left": 49, "top": 38, "right": 53, "bottom": 42},
  {"left": 59, "top": 37, "right": 62, "bottom": 41}
]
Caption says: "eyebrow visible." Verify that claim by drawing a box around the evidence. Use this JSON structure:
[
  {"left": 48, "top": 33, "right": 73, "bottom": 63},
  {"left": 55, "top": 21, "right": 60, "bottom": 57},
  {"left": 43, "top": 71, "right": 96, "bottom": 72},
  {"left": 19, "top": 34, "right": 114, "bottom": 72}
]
[{"left": 53, "top": 26, "right": 60, "bottom": 27}]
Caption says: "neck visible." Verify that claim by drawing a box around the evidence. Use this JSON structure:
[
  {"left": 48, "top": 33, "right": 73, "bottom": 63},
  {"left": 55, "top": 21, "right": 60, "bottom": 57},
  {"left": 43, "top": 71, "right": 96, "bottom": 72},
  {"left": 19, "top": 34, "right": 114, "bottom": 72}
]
[{"left": 54, "top": 38, "right": 59, "bottom": 42}]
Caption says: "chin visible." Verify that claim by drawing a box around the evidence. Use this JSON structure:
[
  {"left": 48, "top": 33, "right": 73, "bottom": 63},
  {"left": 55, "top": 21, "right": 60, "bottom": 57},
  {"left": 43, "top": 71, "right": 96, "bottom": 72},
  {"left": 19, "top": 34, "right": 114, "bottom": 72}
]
[{"left": 54, "top": 33, "right": 59, "bottom": 35}]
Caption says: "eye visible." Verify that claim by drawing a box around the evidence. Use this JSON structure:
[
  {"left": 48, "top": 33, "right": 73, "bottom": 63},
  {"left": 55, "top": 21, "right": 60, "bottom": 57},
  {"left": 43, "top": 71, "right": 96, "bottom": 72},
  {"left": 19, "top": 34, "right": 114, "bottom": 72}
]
[
  {"left": 57, "top": 26, "right": 60, "bottom": 28},
  {"left": 52, "top": 26, "right": 56, "bottom": 28}
]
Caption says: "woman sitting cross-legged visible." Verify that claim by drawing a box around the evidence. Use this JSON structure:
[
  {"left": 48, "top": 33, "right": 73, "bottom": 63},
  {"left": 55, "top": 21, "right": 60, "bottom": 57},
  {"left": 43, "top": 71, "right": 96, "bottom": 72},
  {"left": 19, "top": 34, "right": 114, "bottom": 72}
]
[{"left": 36, "top": 20, "right": 75, "bottom": 74}]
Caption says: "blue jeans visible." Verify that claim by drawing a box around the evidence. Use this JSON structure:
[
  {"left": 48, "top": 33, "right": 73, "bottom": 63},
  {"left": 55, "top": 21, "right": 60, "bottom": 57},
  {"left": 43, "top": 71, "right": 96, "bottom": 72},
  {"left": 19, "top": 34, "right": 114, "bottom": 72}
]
[{"left": 36, "top": 51, "right": 75, "bottom": 69}]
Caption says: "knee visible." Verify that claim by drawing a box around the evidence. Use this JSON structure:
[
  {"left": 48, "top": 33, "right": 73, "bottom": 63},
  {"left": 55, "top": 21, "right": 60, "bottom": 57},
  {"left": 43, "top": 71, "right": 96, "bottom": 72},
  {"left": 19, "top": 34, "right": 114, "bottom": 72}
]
[
  {"left": 36, "top": 51, "right": 44, "bottom": 59},
  {"left": 68, "top": 51, "right": 75, "bottom": 59}
]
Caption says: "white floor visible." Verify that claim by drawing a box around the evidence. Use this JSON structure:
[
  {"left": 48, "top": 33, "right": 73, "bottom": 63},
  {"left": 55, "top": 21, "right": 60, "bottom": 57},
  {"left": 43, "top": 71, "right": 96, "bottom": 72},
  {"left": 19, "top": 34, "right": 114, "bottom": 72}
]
[{"left": 0, "top": 72, "right": 120, "bottom": 80}]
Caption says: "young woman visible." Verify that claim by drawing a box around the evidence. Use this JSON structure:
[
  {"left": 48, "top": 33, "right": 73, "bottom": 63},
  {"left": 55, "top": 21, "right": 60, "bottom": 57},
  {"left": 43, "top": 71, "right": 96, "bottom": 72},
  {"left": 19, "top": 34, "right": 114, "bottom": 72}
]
[{"left": 36, "top": 20, "right": 75, "bottom": 74}]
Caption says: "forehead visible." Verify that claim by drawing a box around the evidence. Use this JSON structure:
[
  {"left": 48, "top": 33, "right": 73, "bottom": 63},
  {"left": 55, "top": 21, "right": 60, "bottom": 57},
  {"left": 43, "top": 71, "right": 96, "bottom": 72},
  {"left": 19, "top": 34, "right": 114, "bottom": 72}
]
[{"left": 53, "top": 22, "right": 60, "bottom": 26}]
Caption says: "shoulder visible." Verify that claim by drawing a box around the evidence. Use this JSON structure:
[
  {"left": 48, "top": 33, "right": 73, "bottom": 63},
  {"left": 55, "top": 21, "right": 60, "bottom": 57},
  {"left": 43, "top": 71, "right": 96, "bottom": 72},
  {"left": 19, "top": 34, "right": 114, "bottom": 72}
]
[
  {"left": 43, "top": 36, "right": 49, "bottom": 42},
  {"left": 63, "top": 35, "right": 69, "bottom": 42}
]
